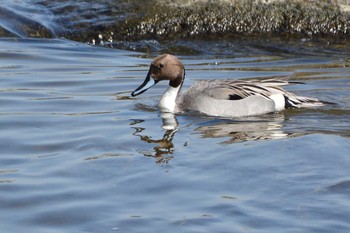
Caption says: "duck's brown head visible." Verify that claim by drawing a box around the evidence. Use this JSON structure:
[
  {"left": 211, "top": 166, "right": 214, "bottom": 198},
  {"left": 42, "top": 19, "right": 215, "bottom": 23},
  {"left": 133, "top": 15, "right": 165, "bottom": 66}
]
[{"left": 131, "top": 54, "right": 185, "bottom": 97}]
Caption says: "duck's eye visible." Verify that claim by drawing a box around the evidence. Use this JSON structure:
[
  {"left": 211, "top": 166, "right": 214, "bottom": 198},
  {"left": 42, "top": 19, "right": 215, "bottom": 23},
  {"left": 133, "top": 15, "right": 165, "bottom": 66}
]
[{"left": 159, "top": 63, "right": 164, "bottom": 68}]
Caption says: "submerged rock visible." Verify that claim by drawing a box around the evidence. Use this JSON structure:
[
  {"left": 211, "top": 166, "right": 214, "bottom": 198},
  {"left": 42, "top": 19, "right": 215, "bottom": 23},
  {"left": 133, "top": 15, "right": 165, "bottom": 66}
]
[{"left": 0, "top": 5, "right": 57, "bottom": 38}]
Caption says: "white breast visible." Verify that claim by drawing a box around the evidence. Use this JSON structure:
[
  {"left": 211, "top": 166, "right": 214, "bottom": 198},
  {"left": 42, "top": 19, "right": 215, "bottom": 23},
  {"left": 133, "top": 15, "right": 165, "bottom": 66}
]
[{"left": 159, "top": 85, "right": 181, "bottom": 113}]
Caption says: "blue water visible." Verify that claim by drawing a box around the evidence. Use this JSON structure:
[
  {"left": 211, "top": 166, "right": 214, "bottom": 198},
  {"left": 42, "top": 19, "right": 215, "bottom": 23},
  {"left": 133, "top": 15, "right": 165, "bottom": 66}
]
[{"left": 0, "top": 38, "right": 350, "bottom": 233}]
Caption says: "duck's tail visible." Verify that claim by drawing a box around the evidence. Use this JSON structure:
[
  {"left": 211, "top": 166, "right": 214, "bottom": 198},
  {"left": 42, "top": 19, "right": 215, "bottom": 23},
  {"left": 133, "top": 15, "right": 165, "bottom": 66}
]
[{"left": 284, "top": 94, "right": 334, "bottom": 109}]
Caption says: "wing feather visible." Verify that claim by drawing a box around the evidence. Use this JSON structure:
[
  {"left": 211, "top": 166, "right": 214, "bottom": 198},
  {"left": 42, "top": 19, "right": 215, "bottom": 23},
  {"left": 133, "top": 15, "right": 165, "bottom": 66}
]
[{"left": 197, "top": 78, "right": 324, "bottom": 108}]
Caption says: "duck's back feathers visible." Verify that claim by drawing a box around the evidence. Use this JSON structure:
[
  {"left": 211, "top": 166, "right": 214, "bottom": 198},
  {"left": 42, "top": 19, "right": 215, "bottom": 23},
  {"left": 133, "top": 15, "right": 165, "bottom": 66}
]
[{"left": 177, "top": 78, "right": 325, "bottom": 117}]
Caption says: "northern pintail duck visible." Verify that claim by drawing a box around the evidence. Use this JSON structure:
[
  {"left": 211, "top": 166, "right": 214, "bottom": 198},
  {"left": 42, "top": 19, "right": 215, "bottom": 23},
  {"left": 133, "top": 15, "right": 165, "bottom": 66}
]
[{"left": 131, "top": 54, "right": 326, "bottom": 117}]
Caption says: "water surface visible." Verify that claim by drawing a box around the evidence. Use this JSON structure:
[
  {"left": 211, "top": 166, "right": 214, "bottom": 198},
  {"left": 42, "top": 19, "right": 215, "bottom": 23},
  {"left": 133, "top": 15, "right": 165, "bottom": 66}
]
[{"left": 0, "top": 38, "right": 350, "bottom": 233}]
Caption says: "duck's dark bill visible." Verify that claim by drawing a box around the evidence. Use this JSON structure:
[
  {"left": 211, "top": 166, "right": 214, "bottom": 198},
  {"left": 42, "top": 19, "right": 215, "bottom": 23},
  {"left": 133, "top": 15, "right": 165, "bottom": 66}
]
[{"left": 131, "top": 73, "right": 158, "bottom": 97}]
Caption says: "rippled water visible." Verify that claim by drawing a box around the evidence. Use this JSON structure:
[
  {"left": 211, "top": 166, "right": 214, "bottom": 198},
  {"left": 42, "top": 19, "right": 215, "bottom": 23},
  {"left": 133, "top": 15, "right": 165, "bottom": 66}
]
[{"left": 1, "top": 38, "right": 350, "bottom": 233}]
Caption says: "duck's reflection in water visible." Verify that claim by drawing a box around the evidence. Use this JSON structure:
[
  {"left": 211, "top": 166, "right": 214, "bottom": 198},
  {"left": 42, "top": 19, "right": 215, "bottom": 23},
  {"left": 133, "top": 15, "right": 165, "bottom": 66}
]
[
  {"left": 194, "top": 114, "right": 291, "bottom": 144},
  {"left": 131, "top": 112, "right": 294, "bottom": 163},
  {"left": 131, "top": 113, "right": 178, "bottom": 163}
]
